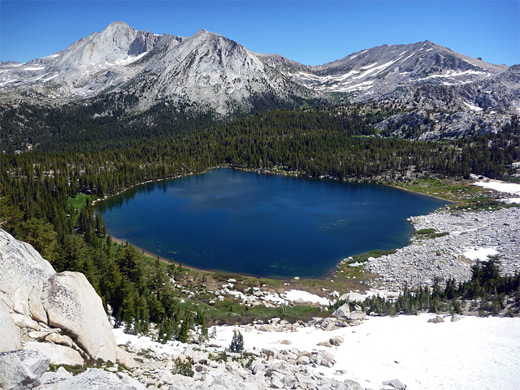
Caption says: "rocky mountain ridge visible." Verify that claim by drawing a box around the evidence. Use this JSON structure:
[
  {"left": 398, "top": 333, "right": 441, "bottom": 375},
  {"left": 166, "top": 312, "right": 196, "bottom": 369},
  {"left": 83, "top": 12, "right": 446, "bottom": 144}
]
[
  {"left": 0, "top": 22, "right": 315, "bottom": 115},
  {"left": 0, "top": 21, "right": 518, "bottom": 137},
  {"left": 296, "top": 40, "right": 506, "bottom": 92}
]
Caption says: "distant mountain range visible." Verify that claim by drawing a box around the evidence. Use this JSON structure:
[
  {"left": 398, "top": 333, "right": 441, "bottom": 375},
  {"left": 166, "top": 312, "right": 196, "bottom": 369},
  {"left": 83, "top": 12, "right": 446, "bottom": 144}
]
[{"left": 1, "top": 21, "right": 519, "bottom": 139}]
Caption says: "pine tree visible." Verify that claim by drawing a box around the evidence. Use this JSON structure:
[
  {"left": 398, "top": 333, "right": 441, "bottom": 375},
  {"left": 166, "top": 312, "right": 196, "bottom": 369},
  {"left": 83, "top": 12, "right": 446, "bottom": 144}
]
[
  {"left": 95, "top": 213, "right": 106, "bottom": 237},
  {"left": 168, "top": 258, "right": 176, "bottom": 277},
  {"left": 229, "top": 330, "right": 244, "bottom": 353},
  {"left": 178, "top": 310, "right": 193, "bottom": 343}
]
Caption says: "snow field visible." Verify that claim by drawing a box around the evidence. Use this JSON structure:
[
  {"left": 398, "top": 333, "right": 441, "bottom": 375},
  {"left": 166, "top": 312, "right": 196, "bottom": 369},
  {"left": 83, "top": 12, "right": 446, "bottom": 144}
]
[
  {"left": 474, "top": 180, "right": 520, "bottom": 197},
  {"left": 216, "top": 314, "right": 520, "bottom": 390},
  {"left": 463, "top": 247, "right": 499, "bottom": 261},
  {"left": 114, "top": 314, "right": 520, "bottom": 390}
]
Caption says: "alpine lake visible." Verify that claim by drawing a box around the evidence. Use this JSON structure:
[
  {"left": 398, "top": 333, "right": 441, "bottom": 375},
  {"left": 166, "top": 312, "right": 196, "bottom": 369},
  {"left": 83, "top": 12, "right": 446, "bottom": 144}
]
[{"left": 96, "top": 168, "right": 447, "bottom": 278}]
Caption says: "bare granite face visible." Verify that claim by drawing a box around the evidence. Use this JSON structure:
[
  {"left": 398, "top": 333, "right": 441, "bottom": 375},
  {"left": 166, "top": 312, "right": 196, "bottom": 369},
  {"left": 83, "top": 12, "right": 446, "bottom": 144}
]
[
  {"left": 0, "top": 229, "right": 54, "bottom": 318},
  {"left": 43, "top": 272, "right": 117, "bottom": 362},
  {"left": 0, "top": 229, "right": 118, "bottom": 363},
  {"left": 0, "top": 349, "right": 50, "bottom": 390},
  {"left": 0, "top": 300, "right": 20, "bottom": 353}
]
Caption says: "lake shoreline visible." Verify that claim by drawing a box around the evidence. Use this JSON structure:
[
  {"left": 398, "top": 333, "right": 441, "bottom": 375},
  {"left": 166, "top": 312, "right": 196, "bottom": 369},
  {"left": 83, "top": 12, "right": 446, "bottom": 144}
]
[
  {"left": 109, "top": 235, "right": 299, "bottom": 281},
  {"left": 233, "top": 166, "right": 453, "bottom": 203},
  {"left": 98, "top": 167, "right": 447, "bottom": 283},
  {"left": 110, "top": 233, "right": 351, "bottom": 283},
  {"left": 92, "top": 164, "right": 452, "bottom": 206},
  {"left": 366, "top": 206, "right": 520, "bottom": 291}
]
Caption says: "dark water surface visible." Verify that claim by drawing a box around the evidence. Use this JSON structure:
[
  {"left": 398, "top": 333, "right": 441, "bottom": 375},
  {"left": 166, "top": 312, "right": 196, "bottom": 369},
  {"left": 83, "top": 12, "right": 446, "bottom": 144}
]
[{"left": 96, "top": 169, "right": 446, "bottom": 278}]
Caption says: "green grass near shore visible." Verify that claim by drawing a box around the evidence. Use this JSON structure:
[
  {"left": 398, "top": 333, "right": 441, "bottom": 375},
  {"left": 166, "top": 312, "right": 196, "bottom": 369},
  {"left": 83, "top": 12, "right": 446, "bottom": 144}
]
[{"left": 67, "top": 193, "right": 92, "bottom": 210}]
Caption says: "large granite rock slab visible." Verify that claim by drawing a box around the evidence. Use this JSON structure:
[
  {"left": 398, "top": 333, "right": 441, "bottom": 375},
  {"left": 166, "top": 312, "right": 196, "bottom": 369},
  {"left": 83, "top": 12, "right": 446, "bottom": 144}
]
[
  {"left": 0, "top": 230, "right": 54, "bottom": 318},
  {"left": 0, "top": 301, "right": 20, "bottom": 353},
  {"left": 0, "top": 349, "right": 50, "bottom": 389},
  {"left": 24, "top": 342, "right": 84, "bottom": 367},
  {"left": 36, "top": 368, "right": 145, "bottom": 390},
  {"left": 0, "top": 229, "right": 117, "bottom": 363},
  {"left": 42, "top": 272, "right": 116, "bottom": 362}
]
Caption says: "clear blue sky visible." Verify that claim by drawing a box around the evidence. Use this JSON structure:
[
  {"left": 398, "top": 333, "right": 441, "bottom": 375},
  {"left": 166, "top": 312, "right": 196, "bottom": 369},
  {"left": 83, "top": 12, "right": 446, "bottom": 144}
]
[{"left": 1, "top": 0, "right": 519, "bottom": 66}]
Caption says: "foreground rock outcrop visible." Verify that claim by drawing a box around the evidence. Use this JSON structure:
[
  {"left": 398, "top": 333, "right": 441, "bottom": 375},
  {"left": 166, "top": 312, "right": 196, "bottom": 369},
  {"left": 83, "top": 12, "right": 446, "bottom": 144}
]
[
  {"left": 37, "top": 368, "right": 144, "bottom": 390},
  {"left": 0, "top": 229, "right": 118, "bottom": 364},
  {"left": 0, "top": 230, "right": 54, "bottom": 322},
  {"left": 0, "top": 350, "right": 141, "bottom": 390},
  {"left": 0, "top": 350, "right": 50, "bottom": 389},
  {"left": 0, "top": 300, "right": 21, "bottom": 352},
  {"left": 43, "top": 272, "right": 117, "bottom": 362}
]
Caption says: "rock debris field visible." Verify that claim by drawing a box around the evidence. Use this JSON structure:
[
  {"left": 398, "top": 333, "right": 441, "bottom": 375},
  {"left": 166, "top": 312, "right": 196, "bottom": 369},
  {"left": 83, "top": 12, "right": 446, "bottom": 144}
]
[{"left": 366, "top": 207, "right": 520, "bottom": 290}]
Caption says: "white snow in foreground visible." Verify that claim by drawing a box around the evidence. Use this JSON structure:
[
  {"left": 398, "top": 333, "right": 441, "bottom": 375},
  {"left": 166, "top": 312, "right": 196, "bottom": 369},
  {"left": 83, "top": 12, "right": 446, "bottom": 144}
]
[
  {"left": 463, "top": 247, "right": 498, "bottom": 261},
  {"left": 281, "top": 289, "right": 331, "bottom": 305},
  {"left": 114, "top": 327, "right": 187, "bottom": 356},
  {"left": 222, "top": 314, "right": 520, "bottom": 390},
  {"left": 114, "top": 314, "right": 520, "bottom": 390}
]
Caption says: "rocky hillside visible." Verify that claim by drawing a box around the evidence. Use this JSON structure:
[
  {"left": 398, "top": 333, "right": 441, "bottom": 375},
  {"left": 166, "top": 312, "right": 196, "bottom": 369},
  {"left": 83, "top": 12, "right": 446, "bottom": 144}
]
[{"left": 269, "top": 41, "right": 518, "bottom": 138}]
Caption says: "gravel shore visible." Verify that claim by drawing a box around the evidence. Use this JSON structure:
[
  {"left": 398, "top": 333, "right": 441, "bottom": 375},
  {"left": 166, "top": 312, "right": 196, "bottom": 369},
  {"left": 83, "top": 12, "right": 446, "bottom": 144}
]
[{"left": 366, "top": 207, "right": 520, "bottom": 291}]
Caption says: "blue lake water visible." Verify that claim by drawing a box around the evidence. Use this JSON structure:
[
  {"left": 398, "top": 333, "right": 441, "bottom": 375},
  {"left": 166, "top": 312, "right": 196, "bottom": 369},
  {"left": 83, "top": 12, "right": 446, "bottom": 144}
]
[{"left": 96, "top": 169, "right": 447, "bottom": 278}]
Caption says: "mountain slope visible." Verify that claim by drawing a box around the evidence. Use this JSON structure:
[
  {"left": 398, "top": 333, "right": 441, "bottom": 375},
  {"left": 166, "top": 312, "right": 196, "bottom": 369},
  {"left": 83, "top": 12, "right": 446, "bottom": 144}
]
[
  {"left": 280, "top": 41, "right": 508, "bottom": 102},
  {"left": 120, "top": 29, "right": 317, "bottom": 114},
  {"left": 0, "top": 23, "right": 317, "bottom": 114},
  {"left": 266, "top": 40, "right": 517, "bottom": 139},
  {"left": 0, "top": 22, "right": 164, "bottom": 101}
]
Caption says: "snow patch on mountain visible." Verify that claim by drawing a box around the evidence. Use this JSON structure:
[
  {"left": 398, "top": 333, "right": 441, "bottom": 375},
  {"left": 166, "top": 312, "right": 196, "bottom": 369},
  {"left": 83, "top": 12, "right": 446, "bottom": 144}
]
[{"left": 464, "top": 101, "right": 483, "bottom": 111}]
